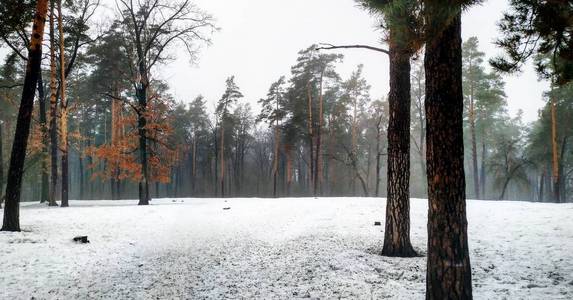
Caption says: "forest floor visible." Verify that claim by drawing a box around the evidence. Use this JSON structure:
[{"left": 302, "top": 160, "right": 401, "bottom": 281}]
[{"left": 0, "top": 197, "right": 572, "bottom": 299}]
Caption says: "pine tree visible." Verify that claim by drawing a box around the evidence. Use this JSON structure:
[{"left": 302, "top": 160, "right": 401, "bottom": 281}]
[
  {"left": 423, "top": 1, "right": 474, "bottom": 298},
  {"left": 462, "top": 37, "right": 485, "bottom": 199},
  {"left": 492, "top": 0, "right": 573, "bottom": 202},
  {"left": 355, "top": 0, "right": 423, "bottom": 257},
  {"left": 217, "top": 76, "right": 243, "bottom": 197},
  {"left": 258, "top": 77, "right": 287, "bottom": 197}
]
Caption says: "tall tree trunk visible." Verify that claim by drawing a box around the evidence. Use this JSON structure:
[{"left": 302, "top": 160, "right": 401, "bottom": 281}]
[
  {"left": 285, "top": 144, "right": 292, "bottom": 196},
  {"left": 220, "top": 125, "right": 225, "bottom": 198},
  {"left": 213, "top": 128, "right": 218, "bottom": 197},
  {"left": 351, "top": 86, "right": 359, "bottom": 195},
  {"left": 416, "top": 84, "right": 427, "bottom": 183},
  {"left": 375, "top": 123, "right": 382, "bottom": 198},
  {"left": 110, "top": 88, "right": 122, "bottom": 200},
  {"left": 48, "top": 0, "right": 59, "bottom": 207},
  {"left": 134, "top": 43, "right": 150, "bottom": 205},
  {"left": 191, "top": 135, "right": 197, "bottom": 195},
  {"left": 480, "top": 141, "right": 486, "bottom": 199},
  {"left": 79, "top": 150, "right": 85, "bottom": 200},
  {"left": 58, "top": 0, "right": 69, "bottom": 207},
  {"left": 469, "top": 94, "right": 480, "bottom": 199},
  {"left": 424, "top": 4, "right": 472, "bottom": 299},
  {"left": 38, "top": 76, "right": 49, "bottom": 204},
  {"left": 558, "top": 137, "right": 567, "bottom": 202},
  {"left": 137, "top": 86, "right": 150, "bottom": 205},
  {"left": 1, "top": 0, "right": 49, "bottom": 231},
  {"left": 382, "top": 43, "right": 416, "bottom": 257},
  {"left": 273, "top": 123, "right": 279, "bottom": 198},
  {"left": 539, "top": 167, "right": 545, "bottom": 202},
  {"left": 307, "top": 82, "right": 314, "bottom": 195},
  {"left": 550, "top": 93, "right": 560, "bottom": 203},
  {"left": 314, "top": 74, "right": 324, "bottom": 196}
]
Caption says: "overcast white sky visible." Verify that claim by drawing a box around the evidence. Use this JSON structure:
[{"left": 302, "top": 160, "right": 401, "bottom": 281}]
[{"left": 156, "top": 0, "right": 548, "bottom": 123}]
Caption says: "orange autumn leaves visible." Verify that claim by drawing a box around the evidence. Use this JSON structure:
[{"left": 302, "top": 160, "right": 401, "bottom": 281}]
[{"left": 88, "top": 93, "right": 182, "bottom": 185}]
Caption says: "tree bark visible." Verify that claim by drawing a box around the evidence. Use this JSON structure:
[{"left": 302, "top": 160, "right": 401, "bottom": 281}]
[
  {"left": 550, "top": 93, "right": 560, "bottom": 203},
  {"left": 213, "top": 127, "right": 218, "bottom": 197},
  {"left": 382, "top": 43, "right": 416, "bottom": 257},
  {"left": 273, "top": 124, "right": 279, "bottom": 198},
  {"left": 38, "top": 76, "right": 49, "bottom": 204},
  {"left": 2, "top": 0, "right": 49, "bottom": 231},
  {"left": 58, "top": 0, "right": 69, "bottom": 207},
  {"left": 307, "top": 82, "right": 314, "bottom": 196},
  {"left": 424, "top": 4, "right": 473, "bottom": 299},
  {"left": 469, "top": 89, "right": 480, "bottom": 199},
  {"left": 220, "top": 124, "right": 225, "bottom": 198},
  {"left": 314, "top": 73, "right": 324, "bottom": 196},
  {"left": 48, "top": 0, "right": 59, "bottom": 207}
]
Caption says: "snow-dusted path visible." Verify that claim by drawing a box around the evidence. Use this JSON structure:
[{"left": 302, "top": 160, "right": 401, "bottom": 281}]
[{"left": 1, "top": 198, "right": 572, "bottom": 299}]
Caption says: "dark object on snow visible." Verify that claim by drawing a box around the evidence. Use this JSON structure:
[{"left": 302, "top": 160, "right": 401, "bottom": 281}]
[
  {"left": 73, "top": 236, "right": 90, "bottom": 244},
  {"left": 223, "top": 207, "right": 231, "bottom": 210},
  {"left": 374, "top": 221, "right": 382, "bottom": 226}
]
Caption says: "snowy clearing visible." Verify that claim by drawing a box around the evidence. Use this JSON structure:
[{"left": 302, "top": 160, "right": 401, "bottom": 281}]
[{"left": 1, "top": 198, "right": 572, "bottom": 299}]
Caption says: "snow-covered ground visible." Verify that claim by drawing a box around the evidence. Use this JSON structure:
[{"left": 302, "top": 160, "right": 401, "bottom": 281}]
[{"left": 0, "top": 197, "right": 572, "bottom": 299}]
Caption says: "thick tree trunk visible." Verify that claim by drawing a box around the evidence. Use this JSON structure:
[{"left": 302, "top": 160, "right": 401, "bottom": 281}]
[
  {"left": 58, "top": 0, "right": 69, "bottom": 207},
  {"left": 382, "top": 44, "right": 417, "bottom": 257},
  {"left": 424, "top": 4, "right": 473, "bottom": 299},
  {"left": 48, "top": 0, "right": 59, "bottom": 207},
  {"left": 38, "top": 76, "right": 49, "bottom": 204},
  {"left": 1, "top": 0, "right": 49, "bottom": 232}
]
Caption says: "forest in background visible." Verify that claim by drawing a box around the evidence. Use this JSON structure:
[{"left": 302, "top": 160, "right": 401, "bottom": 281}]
[{"left": 0, "top": 0, "right": 571, "bottom": 206}]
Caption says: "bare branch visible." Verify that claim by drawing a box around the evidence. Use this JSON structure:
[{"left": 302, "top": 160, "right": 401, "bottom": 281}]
[{"left": 316, "top": 43, "right": 389, "bottom": 55}]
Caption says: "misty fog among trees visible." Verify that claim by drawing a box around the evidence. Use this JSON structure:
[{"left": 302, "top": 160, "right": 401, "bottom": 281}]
[{"left": 0, "top": 0, "right": 571, "bottom": 299}]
